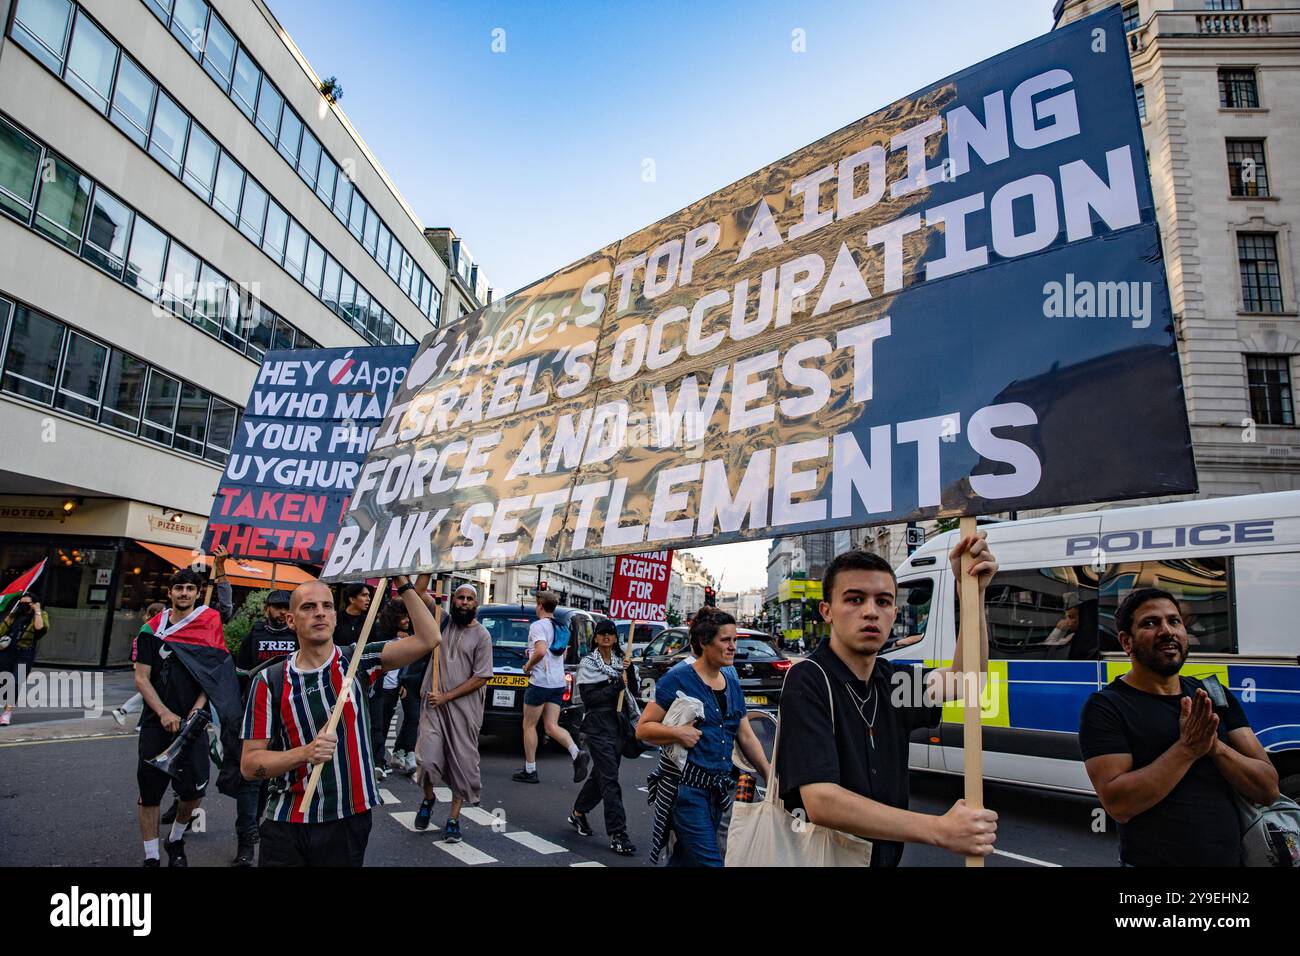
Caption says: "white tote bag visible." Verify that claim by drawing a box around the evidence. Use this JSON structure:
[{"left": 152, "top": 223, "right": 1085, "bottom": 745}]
[{"left": 725, "top": 662, "right": 872, "bottom": 867}]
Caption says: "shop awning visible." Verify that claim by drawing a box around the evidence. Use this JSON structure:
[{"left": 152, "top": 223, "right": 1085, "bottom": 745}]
[{"left": 134, "top": 541, "right": 315, "bottom": 591}]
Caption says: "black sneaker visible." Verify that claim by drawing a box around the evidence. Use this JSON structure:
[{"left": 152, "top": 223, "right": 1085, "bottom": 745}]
[
  {"left": 414, "top": 797, "right": 436, "bottom": 831},
  {"left": 142, "top": 857, "right": 160, "bottom": 868},
  {"left": 163, "top": 838, "right": 188, "bottom": 868},
  {"left": 568, "top": 811, "right": 593, "bottom": 837},
  {"left": 610, "top": 831, "right": 637, "bottom": 856},
  {"left": 512, "top": 769, "right": 539, "bottom": 784},
  {"left": 231, "top": 835, "right": 255, "bottom": 867},
  {"left": 572, "top": 750, "right": 591, "bottom": 784}
]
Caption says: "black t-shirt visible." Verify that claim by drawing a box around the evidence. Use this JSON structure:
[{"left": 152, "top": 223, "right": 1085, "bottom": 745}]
[
  {"left": 333, "top": 609, "right": 366, "bottom": 647},
  {"left": 236, "top": 621, "right": 298, "bottom": 670},
  {"left": 714, "top": 689, "right": 728, "bottom": 720},
  {"left": 1079, "top": 676, "right": 1249, "bottom": 867},
  {"left": 777, "top": 641, "right": 941, "bottom": 867},
  {"left": 132, "top": 627, "right": 203, "bottom": 732}
]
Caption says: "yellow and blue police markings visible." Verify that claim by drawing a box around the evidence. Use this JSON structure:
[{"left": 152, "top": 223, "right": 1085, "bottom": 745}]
[{"left": 897, "top": 657, "right": 1300, "bottom": 751}]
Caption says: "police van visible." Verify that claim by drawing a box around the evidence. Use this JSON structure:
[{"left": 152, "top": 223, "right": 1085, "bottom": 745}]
[{"left": 886, "top": 491, "right": 1300, "bottom": 800}]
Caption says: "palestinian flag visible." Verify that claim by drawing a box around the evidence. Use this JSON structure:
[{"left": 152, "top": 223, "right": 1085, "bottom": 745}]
[
  {"left": 0, "top": 559, "right": 45, "bottom": 617},
  {"left": 144, "top": 604, "right": 246, "bottom": 798}
]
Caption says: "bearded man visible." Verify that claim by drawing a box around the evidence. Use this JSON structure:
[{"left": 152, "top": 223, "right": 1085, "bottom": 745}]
[
  {"left": 411, "top": 584, "right": 493, "bottom": 843},
  {"left": 1080, "top": 587, "right": 1278, "bottom": 866}
]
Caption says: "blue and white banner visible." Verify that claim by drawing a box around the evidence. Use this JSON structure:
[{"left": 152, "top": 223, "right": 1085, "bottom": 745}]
[{"left": 323, "top": 7, "right": 1194, "bottom": 580}]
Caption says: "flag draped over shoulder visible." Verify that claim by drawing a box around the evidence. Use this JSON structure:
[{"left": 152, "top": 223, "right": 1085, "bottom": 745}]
[
  {"left": 0, "top": 559, "right": 46, "bottom": 616},
  {"left": 146, "top": 606, "right": 245, "bottom": 798}
]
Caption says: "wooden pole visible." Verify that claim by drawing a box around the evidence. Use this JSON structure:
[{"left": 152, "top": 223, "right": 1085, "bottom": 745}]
[
  {"left": 299, "top": 575, "right": 388, "bottom": 811},
  {"left": 430, "top": 579, "right": 443, "bottom": 696},
  {"left": 958, "top": 515, "right": 984, "bottom": 868}
]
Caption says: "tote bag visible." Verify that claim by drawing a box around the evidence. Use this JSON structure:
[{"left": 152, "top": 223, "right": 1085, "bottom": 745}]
[{"left": 724, "top": 661, "right": 872, "bottom": 867}]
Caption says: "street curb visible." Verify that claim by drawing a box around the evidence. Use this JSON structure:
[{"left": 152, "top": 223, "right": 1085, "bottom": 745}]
[{"left": 0, "top": 715, "right": 138, "bottom": 745}]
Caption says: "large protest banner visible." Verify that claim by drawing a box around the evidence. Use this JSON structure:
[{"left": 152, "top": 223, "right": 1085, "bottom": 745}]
[
  {"left": 204, "top": 346, "right": 416, "bottom": 564},
  {"left": 608, "top": 550, "right": 673, "bottom": 622},
  {"left": 322, "top": 7, "right": 1195, "bottom": 583}
]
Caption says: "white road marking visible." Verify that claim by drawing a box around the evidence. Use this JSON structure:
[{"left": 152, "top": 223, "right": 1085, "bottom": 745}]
[
  {"left": 434, "top": 786, "right": 453, "bottom": 803},
  {"left": 460, "top": 806, "right": 499, "bottom": 827},
  {"left": 992, "top": 848, "right": 1061, "bottom": 867},
  {"left": 636, "top": 786, "right": 649, "bottom": 793},
  {"left": 389, "top": 811, "right": 425, "bottom": 832},
  {"left": 571, "top": 861, "right": 605, "bottom": 867},
  {"left": 378, "top": 788, "right": 400, "bottom": 805},
  {"left": 433, "top": 840, "right": 497, "bottom": 865},
  {"left": 503, "top": 830, "right": 568, "bottom": 855}
]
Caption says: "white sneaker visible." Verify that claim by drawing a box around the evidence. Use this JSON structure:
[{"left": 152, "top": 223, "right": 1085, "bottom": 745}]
[
  {"left": 374, "top": 768, "right": 388, "bottom": 785},
  {"left": 389, "top": 749, "right": 406, "bottom": 771},
  {"left": 403, "top": 751, "right": 417, "bottom": 773},
  {"left": 112, "top": 708, "right": 126, "bottom": 726}
]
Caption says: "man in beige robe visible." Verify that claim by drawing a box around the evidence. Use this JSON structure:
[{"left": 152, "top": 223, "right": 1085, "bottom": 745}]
[{"left": 412, "top": 584, "right": 493, "bottom": 842}]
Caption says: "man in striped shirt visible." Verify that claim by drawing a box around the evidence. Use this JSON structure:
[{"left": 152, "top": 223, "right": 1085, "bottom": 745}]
[{"left": 240, "top": 575, "right": 439, "bottom": 866}]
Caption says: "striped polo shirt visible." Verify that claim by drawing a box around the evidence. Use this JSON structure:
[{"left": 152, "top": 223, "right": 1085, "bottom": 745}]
[{"left": 242, "top": 642, "right": 386, "bottom": 824}]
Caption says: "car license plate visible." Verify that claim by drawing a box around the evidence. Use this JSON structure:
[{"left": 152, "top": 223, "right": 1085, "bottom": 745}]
[
  {"left": 744, "top": 695, "right": 768, "bottom": 705},
  {"left": 492, "top": 689, "right": 515, "bottom": 708},
  {"left": 489, "top": 675, "right": 529, "bottom": 687}
]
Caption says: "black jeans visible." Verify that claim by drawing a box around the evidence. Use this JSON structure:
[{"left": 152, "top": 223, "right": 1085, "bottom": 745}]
[
  {"left": 258, "top": 811, "right": 372, "bottom": 867},
  {"left": 235, "top": 776, "right": 268, "bottom": 839},
  {"left": 369, "top": 686, "right": 400, "bottom": 762},
  {"left": 574, "top": 729, "right": 626, "bottom": 835},
  {"left": 395, "top": 686, "right": 419, "bottom": 752}
]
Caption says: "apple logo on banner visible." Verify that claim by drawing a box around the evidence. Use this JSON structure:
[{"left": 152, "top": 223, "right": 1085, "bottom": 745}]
[
  {"left": 329, "top": 350, "right": 356, "bottom": 386},
  {"left": 405, "top": 336, "right": 449, "bottom": 391}
]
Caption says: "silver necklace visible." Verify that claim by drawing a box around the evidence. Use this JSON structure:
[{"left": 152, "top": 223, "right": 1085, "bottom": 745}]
[{"left": 844, "top": 680, "right": 878, "bottom": 749}]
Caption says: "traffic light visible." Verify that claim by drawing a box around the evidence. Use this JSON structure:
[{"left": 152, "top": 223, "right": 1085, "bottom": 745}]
[{"left": 704, "top": 586, "right": 716, "bottom": 607}]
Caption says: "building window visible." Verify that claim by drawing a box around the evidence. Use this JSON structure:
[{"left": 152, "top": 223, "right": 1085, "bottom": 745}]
[
  {"left": 1205, "top": 0, "right": 1244, "bottom": 9},
  {"left": 12, "top": 0, "right": 74, "bottom": 73},
  {"left": 201, "top": 12, "right": 235, "bottom": 90},
  {"left": 1122, "top": 3, "right": 1139, "bottom": 32},
  {"left": 1246, "top": 355, "right": 1295, "bottom": 426},
  {"left": 54, "top": 330, "right": 107, "bottom": 419},
  {"left": 283, "top": 220, "right": 308, "bottom": 280},
  {"left": 160, "top": 241, "right": 200, "bottom": 318},
  {"left": 316, "top": 157, "right": 337, "bottom": 207},
  {"left": 173, "top": 382, "right": 208, "bottom": 455},
  {"left": 238, "top": 178, "right": 268, "bottom": 246},
  {"left": 297, "top": 131, "right": 321, "bottom": 189},
  {"left": 64, "top": 9, "right": 118, "bottom": 114},
  {"left": 125, "top": 216, "right": 168, "bottom": 298},
  {"left": 33, "top": 152, "right": 91, "bottom": 253},
  {"left": 276, "top": 108, "right": 303, "bottom": 167},
  {"left": 2, "top": 305, "right": 64, "bottom": 403},
  {"left": 181, "top": 124, "right": 218, "bottom": 202},
  {"left": 1218, "top": 67, "right": 1258, "bottom": 108},
  {"left": 254, "top": 81, "right": 283, "bottom": 144},
  {"left": 303, "top": 239, "right": 325, "bottom": 297},
  {"left": 1134, "top": 83, "right": 1146, "bottom": 121},
  {"left": 1237, "top": 233, "right": 1284, "bottom": 313},
  {"left": 212, "top": 151, "right": 244, "bottom": 225},
  {"left": 192, "top": 263, "right": 227, "bottom": 337},
  {"left": 100, "top": 349, "right": 147, "bottom": 433},
  {"left": 169, "top": 0, "right": 209, "bottom": 61},
  {"left": 141, "top": 368, "right": 180, "bottom": 445},
  {"left": 82, "top": 184, "right": 133, "bottom": 278},
  {"left": 0, "top": 118, "right": 43, "bottom": 223},
  {"left": 206, "top": 399, "right": 237, "bottom": 464},
  {"left": 230, "top": 46, "right": 260, "bottom": 120},
  {"left": 110, "top": 54, "right": 157, "bottom": 148},
  {"left": 1226, "top": 139, "right": 1269, "bottom": 197},
  {"left": 147, "top": 90, "right": 189, "bottom": 176}
]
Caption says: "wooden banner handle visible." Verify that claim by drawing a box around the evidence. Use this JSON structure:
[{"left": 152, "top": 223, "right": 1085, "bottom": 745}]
[
  {"left": 299, "top": 576, "right": 388, "bottom": 812},
  {"left": 430, "top": 579, "right": 443, "bottom": 695},
  {"left": 958, "top": 515, "right": 985, "bottom": 868}
]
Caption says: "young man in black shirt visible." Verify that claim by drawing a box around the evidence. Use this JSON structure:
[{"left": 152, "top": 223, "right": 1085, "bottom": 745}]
[
  {"left": 133, "top": 555, "right": 233, "bottom": 866},
  {"left": 776, "top": 540, "right": 1000, "bottom": 866},
  {"left": 333, "top": 583, "right": 371, "bottom": 647},
  {"left": 1079, "top": 587, "right": 1278, "bottom": 866}
]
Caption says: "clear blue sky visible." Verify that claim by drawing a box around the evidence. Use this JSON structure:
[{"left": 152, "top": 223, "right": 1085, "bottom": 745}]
[
  {"left": 268, "top": 0, "right": 1058, "bottom": 298},
  {"left": 267, "top": 0, "right": 1059, "bottom": 590}
]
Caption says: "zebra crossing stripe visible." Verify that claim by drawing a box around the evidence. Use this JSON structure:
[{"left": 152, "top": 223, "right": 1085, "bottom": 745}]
[
  {"left": 434, "top": 840, "right": 496, "bottom": 865},
  {"left": 571, "top": 861, "right": 605, "bottom": 867},
  {"left": 459, "top": 806, "right": 499, "bottom": 827},
  {"left": 433, "top": 786, "right": 453, "bottom": 803},
  {"left": 389, "top": 811, "right": 424, "bottom": 832},
  {"left": 378, "top": 789, "right": 400, "bottom": 805},
  {"left": 503, "top": 831, "right": 567, "bottom": 854}
]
